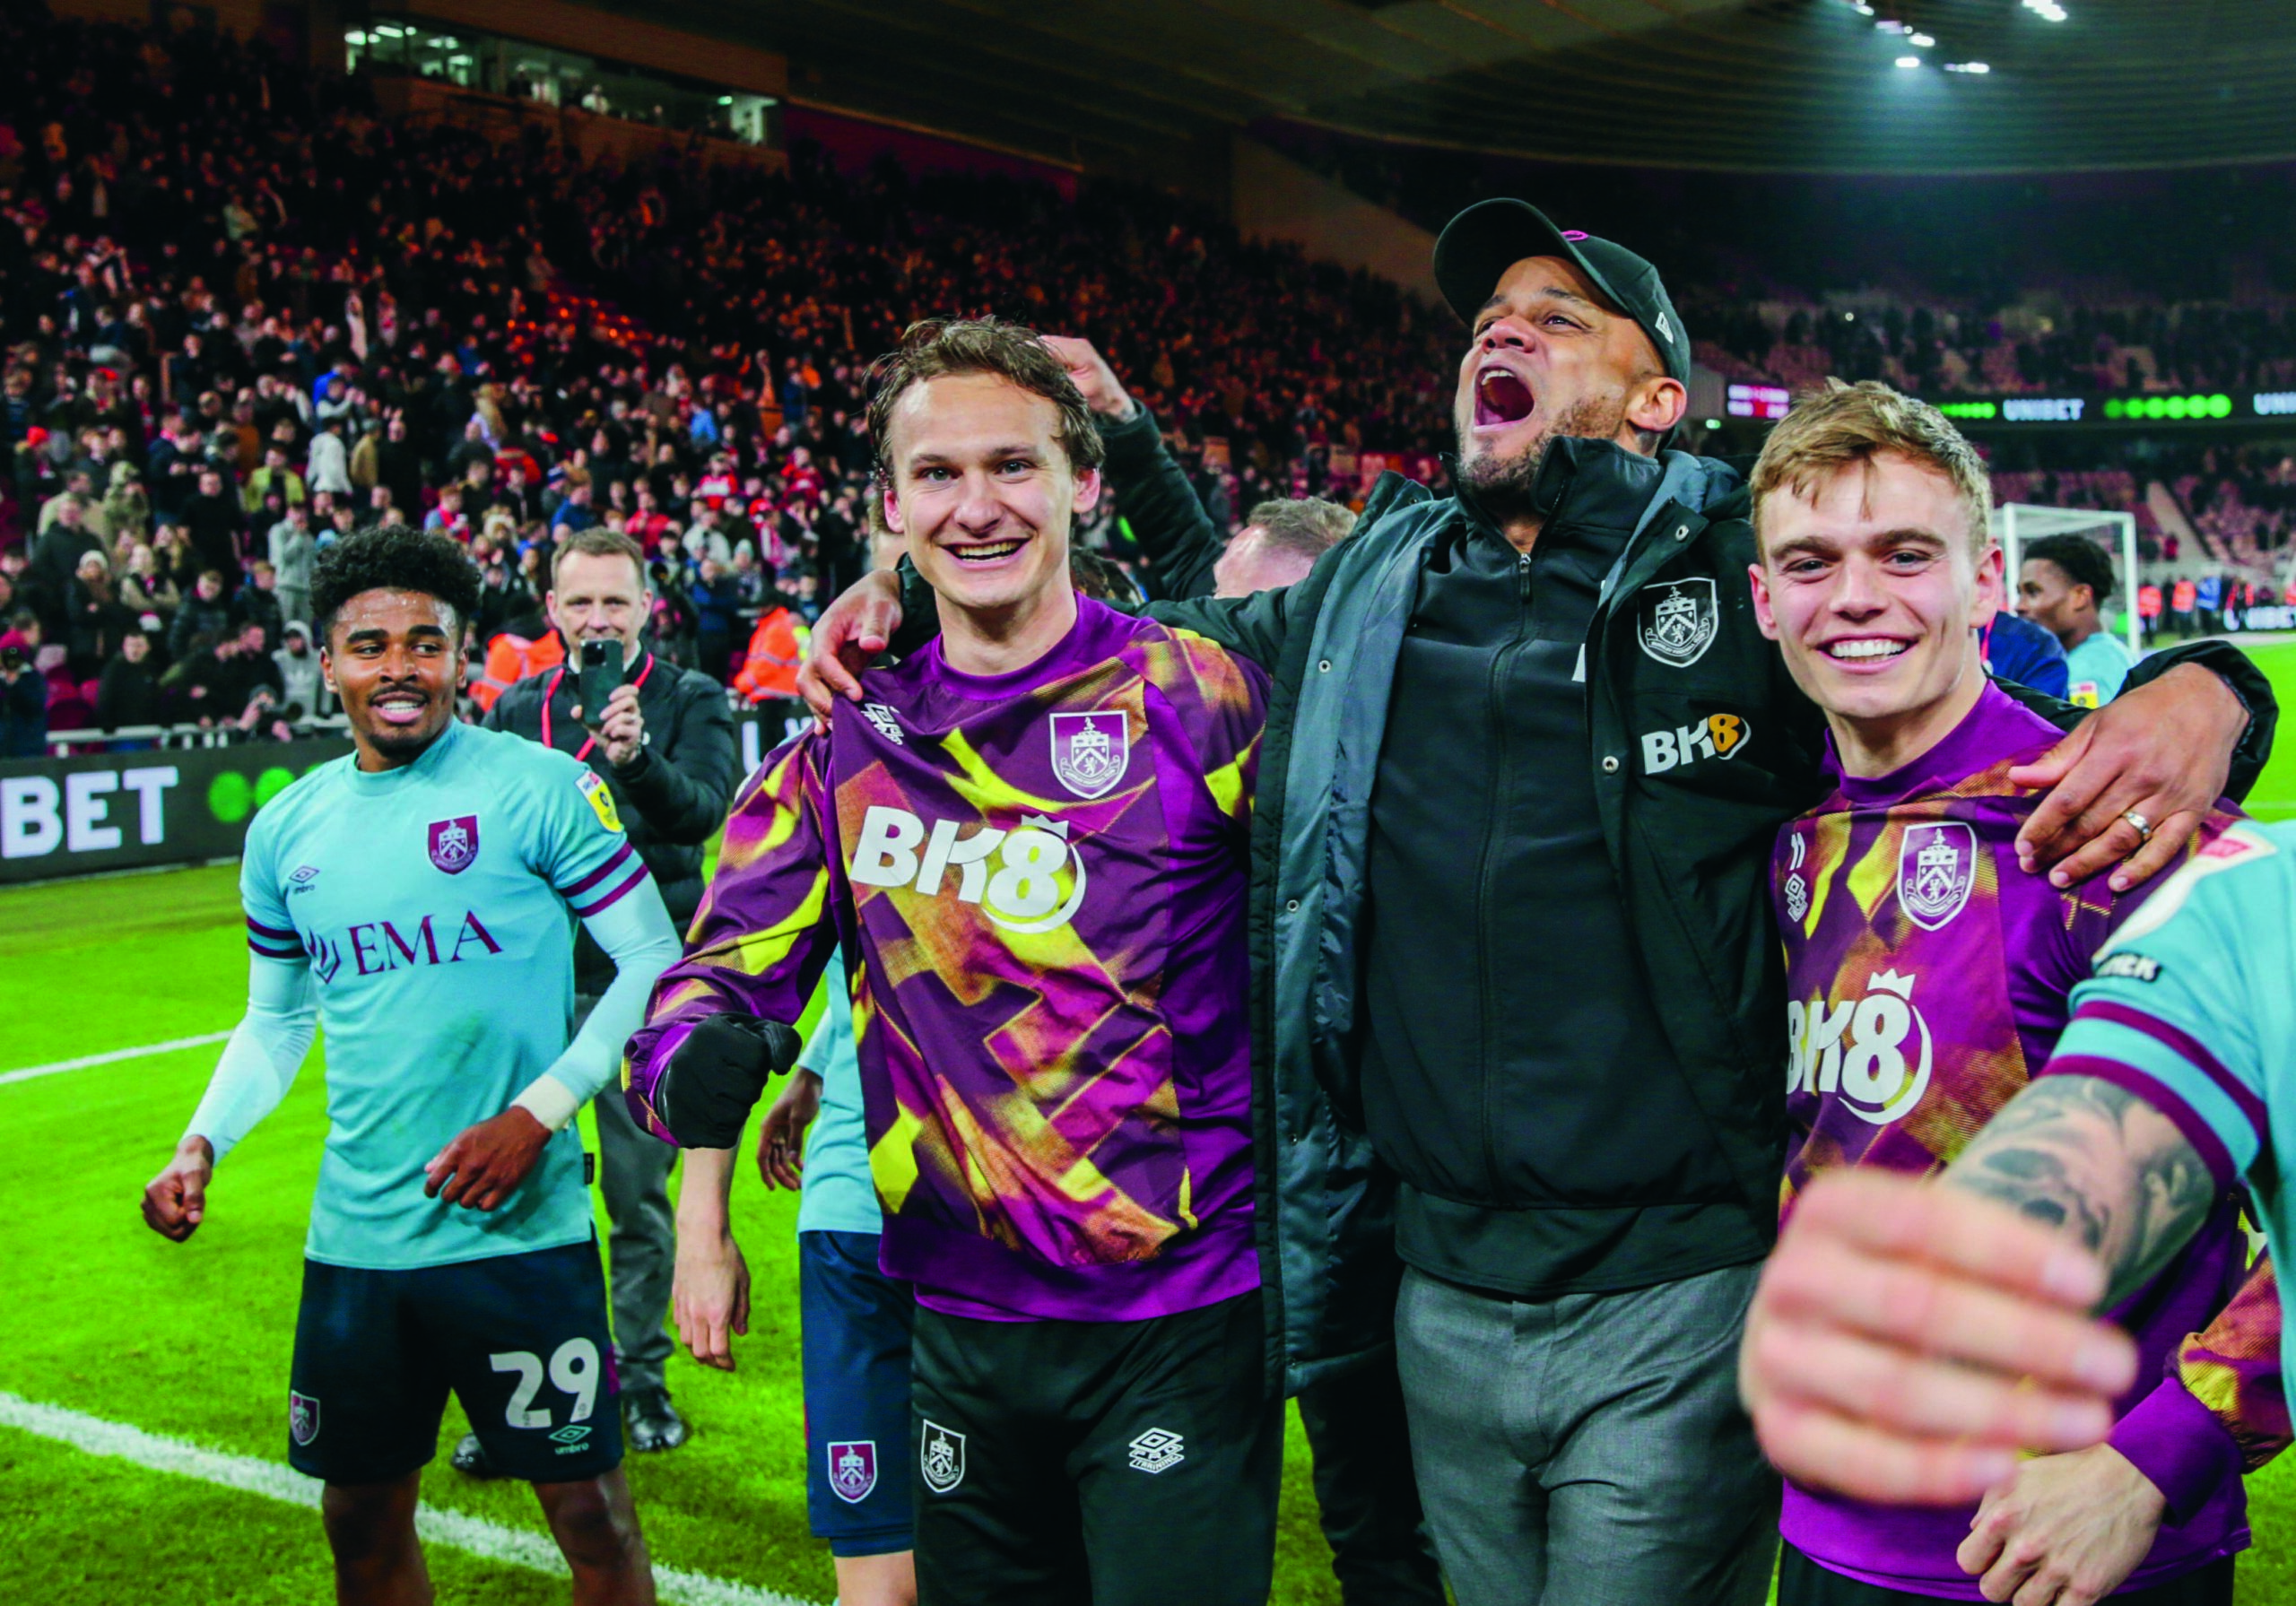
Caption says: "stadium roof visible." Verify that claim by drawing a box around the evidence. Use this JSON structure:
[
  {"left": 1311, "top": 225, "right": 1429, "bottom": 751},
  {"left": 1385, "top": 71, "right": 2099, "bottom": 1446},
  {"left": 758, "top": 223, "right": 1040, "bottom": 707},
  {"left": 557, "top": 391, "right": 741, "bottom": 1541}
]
[{"left": 661, "top": 0, "right": 2296, "bottom": 177}]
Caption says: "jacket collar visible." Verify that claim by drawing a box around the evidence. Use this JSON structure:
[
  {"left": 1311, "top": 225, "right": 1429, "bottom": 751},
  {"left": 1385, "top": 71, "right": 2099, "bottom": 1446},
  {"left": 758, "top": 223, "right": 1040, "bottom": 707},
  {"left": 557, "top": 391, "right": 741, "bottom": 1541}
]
[{"left": 1446, "top": 435, "right": 1679, "bottom": 544}]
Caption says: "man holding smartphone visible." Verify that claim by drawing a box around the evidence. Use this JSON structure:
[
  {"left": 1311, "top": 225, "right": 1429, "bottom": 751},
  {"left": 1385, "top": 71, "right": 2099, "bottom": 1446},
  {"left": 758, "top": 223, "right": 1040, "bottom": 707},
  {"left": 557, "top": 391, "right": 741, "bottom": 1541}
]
[{"left": 480, "top": 528, "right": 742, "bottom": 1463}]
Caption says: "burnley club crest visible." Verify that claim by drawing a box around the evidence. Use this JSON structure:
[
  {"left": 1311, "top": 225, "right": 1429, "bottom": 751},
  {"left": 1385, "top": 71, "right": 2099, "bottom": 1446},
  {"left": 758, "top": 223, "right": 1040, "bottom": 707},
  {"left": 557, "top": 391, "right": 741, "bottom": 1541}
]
[
  {"left": 827, "top": 1440, "right": 877, "bottom": 1505},
  {"left": 1638, "top": 577, "right": 1719, "bottom": 668},
  {"left": 1899, "top": 821, "right": 1976, "bottom": 931},
  {"left": 289, "top": 1390, "right": 320, "bottom": 1447},
  {"left": 920, "top": 1420, "right": 966, "bottom": 1493},
  {"left": 1049, "top": 711, "right": 1130, "bottom": 800},
  {"left": 428, "top": 815, "right": 480, "bottom": 874}
]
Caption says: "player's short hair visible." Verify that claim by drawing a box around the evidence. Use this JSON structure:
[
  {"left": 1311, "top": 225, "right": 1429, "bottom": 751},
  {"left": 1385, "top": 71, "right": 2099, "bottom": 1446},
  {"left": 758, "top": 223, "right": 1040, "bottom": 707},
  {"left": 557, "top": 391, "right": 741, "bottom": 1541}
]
[
  {"left": 312, "top": 525, "right": 483, "bottom": 645},
  {"left": 866, "top": 317, "right": 1106, "bottom": 483},
  {"left": 1750, "top": 379, "right": 1992, "bottom": 553},
  {"left": 2022, "top": 533, "right": 2117, "bottom": 605},
  {"left": 551, "top": 528, "right": 649, "bottom": 591},
  {"left": 1242, "top": 497, "right": 1355, "bottom": 565}
]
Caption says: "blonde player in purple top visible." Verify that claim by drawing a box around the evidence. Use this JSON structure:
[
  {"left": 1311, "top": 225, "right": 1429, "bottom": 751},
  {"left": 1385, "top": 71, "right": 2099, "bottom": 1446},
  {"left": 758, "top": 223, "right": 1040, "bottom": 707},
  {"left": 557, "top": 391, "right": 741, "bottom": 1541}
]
[
  {"left": 1747, "top": 382, "right": 2285, "bottom": 1606},
  {"left": 623, "top": 319, "right": 1279, "bottom": 1606}
]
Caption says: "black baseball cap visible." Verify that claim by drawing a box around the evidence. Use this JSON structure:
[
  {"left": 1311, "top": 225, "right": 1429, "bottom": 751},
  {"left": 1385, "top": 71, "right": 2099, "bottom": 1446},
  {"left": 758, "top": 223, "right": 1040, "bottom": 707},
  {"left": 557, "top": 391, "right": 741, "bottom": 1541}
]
[{"left": 1433, "top": 199, "right": 1691, "bottom": 385}]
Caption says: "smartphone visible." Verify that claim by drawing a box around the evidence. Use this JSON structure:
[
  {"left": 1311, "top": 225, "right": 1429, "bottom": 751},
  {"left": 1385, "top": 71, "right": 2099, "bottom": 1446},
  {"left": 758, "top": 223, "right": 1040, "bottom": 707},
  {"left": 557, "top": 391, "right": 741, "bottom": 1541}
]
[{"left": 578, "top": 638, "right": 625, "bottom": 726}]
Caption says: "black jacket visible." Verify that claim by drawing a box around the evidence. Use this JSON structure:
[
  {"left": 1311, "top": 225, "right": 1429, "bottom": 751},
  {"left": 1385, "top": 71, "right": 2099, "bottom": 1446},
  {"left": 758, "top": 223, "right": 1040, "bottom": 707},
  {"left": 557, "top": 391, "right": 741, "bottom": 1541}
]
[
  {"left": 1099, "top": 404, "right": 1225, "bottom": 602},
  {"left": 486, "top": 646, "right": 741, "bottom": 993},
  {"left": 1149, "top": 441, "right": 2278, "bottom": 1393}
]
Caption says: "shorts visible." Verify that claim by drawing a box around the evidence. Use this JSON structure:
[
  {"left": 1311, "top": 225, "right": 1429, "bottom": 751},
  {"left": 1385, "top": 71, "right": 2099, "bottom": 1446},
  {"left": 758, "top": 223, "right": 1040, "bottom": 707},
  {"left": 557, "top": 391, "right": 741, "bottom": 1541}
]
[
  {"left": 800, "top": 1229, "right": 917, "bottom": 1557},
  {"left": 288, "top": 1238, "right": 622, "bottom": 1485},
  {"left": 908, "top": 1287, "right": 1282, "bottom": 1606}
]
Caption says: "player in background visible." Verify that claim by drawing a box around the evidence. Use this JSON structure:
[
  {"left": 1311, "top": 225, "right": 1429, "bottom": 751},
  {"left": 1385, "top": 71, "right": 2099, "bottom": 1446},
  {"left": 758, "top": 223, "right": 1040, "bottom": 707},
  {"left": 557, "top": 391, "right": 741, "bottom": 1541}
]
[
  {"left": 679, "top": 502, "right": 921, "bottom": 1606},
  {"left": 628, "top": 317, "right": 1279, "bottom": 1605},
  {"left": 723, "top": 952, "right": 921, "bottom": 1606},
  {"left": 141, "top": 526, "right": 680, "bottom": 1606},
  {"left": 2020, "top": 534, "right": 2137, "bottom": 709},
  {"left": 1748, "top": 382, "right": 2283, "bottom": 1606}
]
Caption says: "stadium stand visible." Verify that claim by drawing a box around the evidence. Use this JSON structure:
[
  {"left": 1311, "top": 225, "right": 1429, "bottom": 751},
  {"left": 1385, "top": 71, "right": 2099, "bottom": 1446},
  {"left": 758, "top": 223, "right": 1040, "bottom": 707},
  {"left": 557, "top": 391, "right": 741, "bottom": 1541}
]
[
  {"left": 0, "top": 4, "right": 1459, "bottom": 755},
  {"left": 7, "top": 4, "right": 2296, "bottom": 768}
]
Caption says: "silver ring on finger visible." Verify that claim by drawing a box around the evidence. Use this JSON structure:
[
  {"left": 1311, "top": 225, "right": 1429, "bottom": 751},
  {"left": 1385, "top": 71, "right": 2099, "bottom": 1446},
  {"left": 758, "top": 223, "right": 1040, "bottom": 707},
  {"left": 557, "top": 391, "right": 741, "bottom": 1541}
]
[{"left": 2120, "top": 809, "right": 2154, "bottom": 844}]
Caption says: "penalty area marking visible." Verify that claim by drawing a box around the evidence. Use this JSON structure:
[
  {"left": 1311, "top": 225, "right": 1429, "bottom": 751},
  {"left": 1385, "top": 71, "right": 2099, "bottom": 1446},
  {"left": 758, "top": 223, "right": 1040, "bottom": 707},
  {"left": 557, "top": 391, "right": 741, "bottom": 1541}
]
[
  {"left": 0, "top": 1030, "right": 234, "bottom": 1088},
  {"left": 0, "top": 1392, "right": 820, "bottom": 1606}
]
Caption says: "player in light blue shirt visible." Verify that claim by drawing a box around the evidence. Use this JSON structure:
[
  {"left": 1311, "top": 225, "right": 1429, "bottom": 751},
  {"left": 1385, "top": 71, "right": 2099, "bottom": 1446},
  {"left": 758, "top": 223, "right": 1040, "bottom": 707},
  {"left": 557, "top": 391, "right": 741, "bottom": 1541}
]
[
  {"left": 141, "top": 527, "right": 679, "bottom": 1606},
  {"left": 1741, "top": 817, "right": 2296, "bottom": 1512},
  {"left": 2020, "top": 534, "right": 2135, "bottom": 708}
]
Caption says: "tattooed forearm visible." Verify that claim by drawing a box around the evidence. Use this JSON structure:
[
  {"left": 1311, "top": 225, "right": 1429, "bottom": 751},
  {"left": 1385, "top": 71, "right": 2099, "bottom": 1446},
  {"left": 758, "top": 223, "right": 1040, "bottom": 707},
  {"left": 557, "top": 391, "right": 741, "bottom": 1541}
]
[{"left": 1946, "top": 1075, "right": 2218, "bottom": 1309}]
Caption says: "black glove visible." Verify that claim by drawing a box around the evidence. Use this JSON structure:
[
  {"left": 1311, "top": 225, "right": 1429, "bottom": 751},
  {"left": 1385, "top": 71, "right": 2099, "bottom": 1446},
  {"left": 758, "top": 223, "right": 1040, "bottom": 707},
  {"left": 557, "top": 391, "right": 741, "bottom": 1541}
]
[{"left": 657, "top": 1013, "right": 802, "bottom": 1149}]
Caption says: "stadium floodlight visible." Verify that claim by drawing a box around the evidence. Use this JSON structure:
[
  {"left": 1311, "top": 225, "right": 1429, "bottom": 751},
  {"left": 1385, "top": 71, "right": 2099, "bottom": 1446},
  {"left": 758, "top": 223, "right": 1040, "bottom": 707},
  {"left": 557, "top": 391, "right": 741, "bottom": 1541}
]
[
  {"left": 1944, "top": 61, "right": 1991, "bottom": 73},
  {"left": 1909, "top": 32, "right": 1935, "bottom": 46},
  {"left": 1895, "top": 56, "right": 1921, "bottom": 67},
  {"left": 1995, "top": 504, "right": 2142, "bottom": 657}
]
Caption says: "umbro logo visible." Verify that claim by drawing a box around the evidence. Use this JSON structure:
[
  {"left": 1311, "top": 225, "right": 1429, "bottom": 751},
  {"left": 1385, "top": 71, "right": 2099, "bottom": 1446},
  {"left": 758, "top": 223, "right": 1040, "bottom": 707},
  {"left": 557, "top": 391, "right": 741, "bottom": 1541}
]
[
  {"left": 862, "top": 703, "right": 905, "bottom": 745},
  {"left": 1127, "top": 1427, "right": 1185, "bottom": 1475}
]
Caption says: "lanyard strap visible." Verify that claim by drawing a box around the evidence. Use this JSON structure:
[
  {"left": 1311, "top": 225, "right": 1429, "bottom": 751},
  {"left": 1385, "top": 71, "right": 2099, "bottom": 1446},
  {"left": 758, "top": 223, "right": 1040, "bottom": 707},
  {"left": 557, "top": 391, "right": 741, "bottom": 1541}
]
[{"left": 542, "top": 650, "right": 655, "bottom": 762}]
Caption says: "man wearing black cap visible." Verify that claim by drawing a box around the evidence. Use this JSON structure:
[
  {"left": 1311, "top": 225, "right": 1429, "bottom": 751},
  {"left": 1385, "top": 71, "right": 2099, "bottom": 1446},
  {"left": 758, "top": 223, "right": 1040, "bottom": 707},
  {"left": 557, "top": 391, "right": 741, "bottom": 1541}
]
[{"left": 799, "top": 205, "right": 2273, "bottom": 1604}]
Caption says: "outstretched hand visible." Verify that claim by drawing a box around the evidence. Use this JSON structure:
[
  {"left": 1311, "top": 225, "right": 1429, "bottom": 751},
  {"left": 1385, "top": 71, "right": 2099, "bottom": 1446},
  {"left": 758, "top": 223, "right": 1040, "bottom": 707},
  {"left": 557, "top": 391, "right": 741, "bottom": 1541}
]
[
  {"left": 1741, "top": 1170, "right": 2137, "bottom": 1507},
  {"left": 797, "top": 569, "right": 905, "bottom": 725},
  {"left": 2011, "top": 664, "right": 2247, "bottom": 892},
  {"left": 424, "top": 1107, "right": 550, "bottom": 1211}
]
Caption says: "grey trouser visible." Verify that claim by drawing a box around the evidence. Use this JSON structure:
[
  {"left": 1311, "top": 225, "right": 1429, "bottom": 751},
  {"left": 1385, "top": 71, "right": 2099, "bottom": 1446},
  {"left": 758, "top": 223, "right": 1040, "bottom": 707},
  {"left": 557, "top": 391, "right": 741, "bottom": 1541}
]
[
  {"left": 1395, "top": 1260, "right": 1779, "bottom": 1606},
  {"left": 579, "top": 994, "right": 678, "bottom": 1395}
]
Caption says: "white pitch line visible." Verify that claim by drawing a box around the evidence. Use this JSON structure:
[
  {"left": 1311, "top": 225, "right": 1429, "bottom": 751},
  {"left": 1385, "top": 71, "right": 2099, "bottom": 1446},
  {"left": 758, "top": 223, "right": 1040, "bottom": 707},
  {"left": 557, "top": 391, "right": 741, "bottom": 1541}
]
[
  {"left": 0, "top": 1391, "right": 820, "bottom": 1606},
  {"left": 0, "top": 1030, "right": 233, "bottom": 1087}
]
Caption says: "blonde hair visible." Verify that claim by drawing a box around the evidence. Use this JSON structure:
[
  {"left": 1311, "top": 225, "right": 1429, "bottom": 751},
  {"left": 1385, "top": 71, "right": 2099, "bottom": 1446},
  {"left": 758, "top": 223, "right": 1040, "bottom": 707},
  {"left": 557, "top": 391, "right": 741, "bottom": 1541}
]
[{"left": 1750, "top": 379, "right": 1991, "bottom": 551}]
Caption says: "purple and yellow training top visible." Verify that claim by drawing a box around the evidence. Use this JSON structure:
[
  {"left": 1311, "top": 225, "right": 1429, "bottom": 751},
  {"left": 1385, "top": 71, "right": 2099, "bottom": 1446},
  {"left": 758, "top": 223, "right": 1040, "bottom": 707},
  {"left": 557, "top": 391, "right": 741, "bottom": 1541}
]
[
  {"left": 1773, "top": 682, "right": 2285, "bottom": 1599},
  {"left": 627, "top": 596, "right": 1268, "bottom": 1325}
]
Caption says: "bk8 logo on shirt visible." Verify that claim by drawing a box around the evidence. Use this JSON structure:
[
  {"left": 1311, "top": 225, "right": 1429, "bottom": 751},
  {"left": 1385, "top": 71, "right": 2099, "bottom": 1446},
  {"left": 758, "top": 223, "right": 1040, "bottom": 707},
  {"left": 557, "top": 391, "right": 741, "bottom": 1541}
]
[
  {"left": 848, "top": 805, "right": 1088, "bottom": 933},
  {"left": 1785, "top": 969, "right": 1934, "bottom": 1125}
]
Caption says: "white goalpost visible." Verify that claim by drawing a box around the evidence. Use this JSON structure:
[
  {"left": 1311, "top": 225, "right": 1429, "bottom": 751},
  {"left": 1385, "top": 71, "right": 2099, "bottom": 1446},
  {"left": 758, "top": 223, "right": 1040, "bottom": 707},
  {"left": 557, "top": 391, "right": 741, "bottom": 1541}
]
[{"left": 1993, "top": 503, "right": 2143, "bottom": 658}]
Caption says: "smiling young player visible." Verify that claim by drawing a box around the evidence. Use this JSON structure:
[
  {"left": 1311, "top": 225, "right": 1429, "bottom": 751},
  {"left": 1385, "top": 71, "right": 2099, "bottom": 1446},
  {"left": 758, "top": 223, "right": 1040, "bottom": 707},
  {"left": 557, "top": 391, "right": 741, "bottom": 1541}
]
[
  {"left": 141, "top": 525, "right": 680, "bottom": 1606},
  {"left": 1747, "top": 383, "right": 2284, "bottom": 1606},
  {"left": 627, "top": 318, "right": 1278, "bottom": 1605}
]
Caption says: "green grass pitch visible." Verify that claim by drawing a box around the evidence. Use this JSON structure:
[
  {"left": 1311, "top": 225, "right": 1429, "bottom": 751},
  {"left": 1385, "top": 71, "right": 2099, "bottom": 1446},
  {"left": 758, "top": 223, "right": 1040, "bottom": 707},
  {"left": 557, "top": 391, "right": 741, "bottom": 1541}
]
[{"left": 5, "top": 638, "right": 2296, "bottom": 1603}]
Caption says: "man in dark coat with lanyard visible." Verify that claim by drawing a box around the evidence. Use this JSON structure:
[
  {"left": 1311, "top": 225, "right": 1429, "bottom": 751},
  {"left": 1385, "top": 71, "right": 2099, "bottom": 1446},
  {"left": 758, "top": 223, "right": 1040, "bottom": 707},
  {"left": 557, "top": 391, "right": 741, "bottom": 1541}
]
[{"left": 475, "top": 527, "right": 741, "bottom": 1462}]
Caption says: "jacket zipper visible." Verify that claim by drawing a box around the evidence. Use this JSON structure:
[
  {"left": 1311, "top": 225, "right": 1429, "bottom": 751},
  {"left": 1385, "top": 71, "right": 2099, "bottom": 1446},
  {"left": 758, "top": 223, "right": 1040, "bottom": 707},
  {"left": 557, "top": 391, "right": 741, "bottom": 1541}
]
[{"left": 1474, "top": 547, "right": 1535, "bottom": 1195}]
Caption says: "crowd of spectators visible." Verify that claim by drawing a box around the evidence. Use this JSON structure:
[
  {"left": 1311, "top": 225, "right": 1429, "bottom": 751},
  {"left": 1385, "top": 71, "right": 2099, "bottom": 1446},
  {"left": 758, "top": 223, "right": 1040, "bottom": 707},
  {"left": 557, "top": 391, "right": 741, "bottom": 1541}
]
[
  {"left": 1684, "top": 296, "right": 2296, "bottom": 401},
  {"left": 0, "top": 4, "right": 1467, "bottom": 756},
  {"left": 5, "top": 5, "right": 2296, "bottom": 760}
]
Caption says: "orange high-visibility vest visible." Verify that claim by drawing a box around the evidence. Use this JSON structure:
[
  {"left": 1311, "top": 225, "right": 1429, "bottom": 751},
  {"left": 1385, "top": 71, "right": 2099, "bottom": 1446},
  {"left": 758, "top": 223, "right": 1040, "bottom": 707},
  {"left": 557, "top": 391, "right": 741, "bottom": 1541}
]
[
  {"left": 471, "top": 629, "right": 567, "bottom": 711},
  {"left": 732, "top": 607, "right": 805, "bottom": 704}
]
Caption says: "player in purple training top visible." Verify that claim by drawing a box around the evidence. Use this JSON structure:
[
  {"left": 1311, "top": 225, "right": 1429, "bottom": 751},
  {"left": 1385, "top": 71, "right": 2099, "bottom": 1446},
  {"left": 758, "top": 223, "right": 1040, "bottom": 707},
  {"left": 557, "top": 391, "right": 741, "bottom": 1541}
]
[
  {"left": 623, "top": 319, "right": 1280, "bottom": 1605},
  {"left": 1747, "top": 380, "right": 2286, "bottom": 1606}
]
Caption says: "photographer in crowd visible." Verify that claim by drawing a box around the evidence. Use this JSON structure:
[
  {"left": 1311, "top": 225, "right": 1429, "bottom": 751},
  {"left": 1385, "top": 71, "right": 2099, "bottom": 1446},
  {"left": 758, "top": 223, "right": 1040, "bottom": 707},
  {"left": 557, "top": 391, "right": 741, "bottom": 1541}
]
[{"left": 479, "top": 528, "right": 740, "bottom": 1463}]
